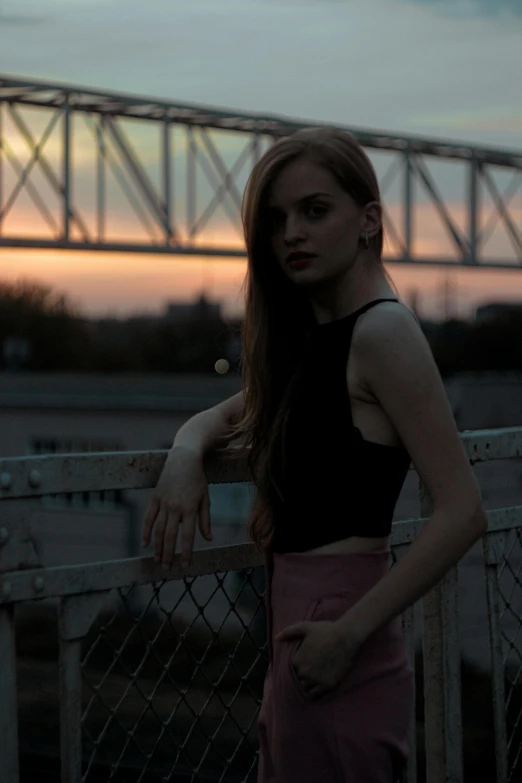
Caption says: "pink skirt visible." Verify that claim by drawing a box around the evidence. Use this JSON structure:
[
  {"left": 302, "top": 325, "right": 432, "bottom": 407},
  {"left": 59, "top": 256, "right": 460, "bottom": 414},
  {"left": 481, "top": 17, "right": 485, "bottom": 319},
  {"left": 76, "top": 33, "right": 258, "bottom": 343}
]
[{"left": 257, "top": 547, "right": 415, "bottom": 783}]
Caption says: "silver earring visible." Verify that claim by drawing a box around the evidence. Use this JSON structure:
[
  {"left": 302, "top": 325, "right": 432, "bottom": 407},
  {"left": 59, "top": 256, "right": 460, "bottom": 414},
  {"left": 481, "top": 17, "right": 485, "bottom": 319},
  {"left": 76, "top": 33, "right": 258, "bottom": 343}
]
[{"left": 364, "top": 233, "right": 369, "bottom": 249}]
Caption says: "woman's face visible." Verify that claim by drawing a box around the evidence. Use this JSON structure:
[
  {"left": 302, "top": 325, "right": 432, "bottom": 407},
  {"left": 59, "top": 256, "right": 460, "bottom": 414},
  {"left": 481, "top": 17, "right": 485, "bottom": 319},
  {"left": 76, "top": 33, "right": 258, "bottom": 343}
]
[{"left": 266, "top": 157, "right": 375, "bottom": 287}]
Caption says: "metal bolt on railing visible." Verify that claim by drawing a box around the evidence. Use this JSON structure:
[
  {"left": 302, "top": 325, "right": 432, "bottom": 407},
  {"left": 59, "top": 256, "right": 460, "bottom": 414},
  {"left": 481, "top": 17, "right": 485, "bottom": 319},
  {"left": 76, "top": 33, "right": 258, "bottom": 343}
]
[
  {"left": 0, "top": 473, "right": 12, "bottom": 490},
  {"left": 1, "top": 582, "right": 11, "bottom": 600},
  {"left": 28, "top": 470, "right": 42, "bottom": 488},
  {"left": 33, "top": 577, "right": 45, "bottom": 593}
]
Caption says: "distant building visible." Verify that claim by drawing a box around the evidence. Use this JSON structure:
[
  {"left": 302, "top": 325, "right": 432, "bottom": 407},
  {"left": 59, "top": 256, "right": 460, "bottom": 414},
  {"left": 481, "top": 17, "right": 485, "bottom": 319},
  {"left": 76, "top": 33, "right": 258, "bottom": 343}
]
[
  {"left": 165, "top": 293, "right": 222, "bottom": 324},
  {"left": 3, "top": 337, "right": 32, "bottom": 371},
  {"left": 475, "top": 302, "right": 522, "bottom": 323}
]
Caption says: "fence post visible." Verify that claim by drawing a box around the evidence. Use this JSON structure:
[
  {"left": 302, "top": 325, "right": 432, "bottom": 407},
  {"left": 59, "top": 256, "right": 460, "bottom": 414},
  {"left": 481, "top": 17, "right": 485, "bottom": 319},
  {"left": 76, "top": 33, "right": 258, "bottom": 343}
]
[
  {"left": 420, "top": 480, "right": 463, "bottom": 783},
  {"left": 0, "top": 605, "right": 19, "bottom": 783},
  {"left": 483, "top": 531, "right": 509, "bottom": 783},
  {"left": 0, "top": 498, "right": 42, "bottom": 783},
  {"left": 59, "top": 592, "right": 109, "bottom": 783}
]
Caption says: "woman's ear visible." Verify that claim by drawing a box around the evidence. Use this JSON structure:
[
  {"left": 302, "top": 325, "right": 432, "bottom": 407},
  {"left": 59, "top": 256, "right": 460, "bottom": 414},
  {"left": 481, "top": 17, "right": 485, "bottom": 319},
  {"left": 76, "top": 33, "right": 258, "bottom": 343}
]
[{"left": 362, "top": 201, "right": 382, "bottom": 239}]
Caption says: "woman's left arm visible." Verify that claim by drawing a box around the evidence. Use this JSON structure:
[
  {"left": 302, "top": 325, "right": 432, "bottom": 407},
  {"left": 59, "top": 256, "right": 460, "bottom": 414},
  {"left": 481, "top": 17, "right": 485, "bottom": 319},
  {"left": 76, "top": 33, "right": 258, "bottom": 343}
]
[{"left": 335, "top": 307, "right": 488, "bottom": 647}]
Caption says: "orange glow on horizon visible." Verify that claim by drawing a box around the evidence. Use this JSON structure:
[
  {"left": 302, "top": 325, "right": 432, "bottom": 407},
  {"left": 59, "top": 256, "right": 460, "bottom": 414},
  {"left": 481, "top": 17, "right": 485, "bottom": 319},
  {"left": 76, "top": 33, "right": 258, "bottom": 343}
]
[{"left": 1, "top": 202, "right": 521, "bottom": 321}]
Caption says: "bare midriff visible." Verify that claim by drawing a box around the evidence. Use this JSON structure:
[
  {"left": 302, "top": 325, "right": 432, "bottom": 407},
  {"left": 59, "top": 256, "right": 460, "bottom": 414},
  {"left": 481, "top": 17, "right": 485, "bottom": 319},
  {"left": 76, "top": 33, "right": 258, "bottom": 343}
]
[{"left": 299, "top": 535, "right": 389, "bottom": 555}]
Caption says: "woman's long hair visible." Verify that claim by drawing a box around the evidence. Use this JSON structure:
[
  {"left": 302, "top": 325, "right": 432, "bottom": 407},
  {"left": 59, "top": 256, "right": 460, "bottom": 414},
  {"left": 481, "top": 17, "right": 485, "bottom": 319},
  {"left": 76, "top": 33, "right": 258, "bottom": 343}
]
[{"left": 221, "top": 127, "right": 398, "bottom": 554}]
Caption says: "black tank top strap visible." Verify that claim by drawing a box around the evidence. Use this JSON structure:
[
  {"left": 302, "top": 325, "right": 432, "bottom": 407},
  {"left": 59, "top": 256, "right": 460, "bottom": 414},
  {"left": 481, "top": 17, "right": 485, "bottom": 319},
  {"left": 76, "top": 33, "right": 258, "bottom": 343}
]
[
  {"left": 349, "top": 297, "right": 399, "bottom": 319},
  {"left": 311, "top": 298, "right": 399, "bottom": 333}
]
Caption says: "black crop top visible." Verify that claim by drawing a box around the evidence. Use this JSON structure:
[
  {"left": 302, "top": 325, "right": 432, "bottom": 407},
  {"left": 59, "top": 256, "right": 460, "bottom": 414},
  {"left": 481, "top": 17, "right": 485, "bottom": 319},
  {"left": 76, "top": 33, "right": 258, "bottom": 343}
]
[{"left": 270, "top": 298, "right": 412, "bottom": 554}]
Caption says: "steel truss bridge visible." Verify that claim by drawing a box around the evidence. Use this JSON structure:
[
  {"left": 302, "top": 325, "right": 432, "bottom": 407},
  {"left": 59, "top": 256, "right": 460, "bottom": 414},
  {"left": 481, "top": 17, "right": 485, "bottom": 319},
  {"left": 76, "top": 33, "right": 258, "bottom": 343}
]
[{"left": 0, "top": 73, "right": 521, "bottom": 269}]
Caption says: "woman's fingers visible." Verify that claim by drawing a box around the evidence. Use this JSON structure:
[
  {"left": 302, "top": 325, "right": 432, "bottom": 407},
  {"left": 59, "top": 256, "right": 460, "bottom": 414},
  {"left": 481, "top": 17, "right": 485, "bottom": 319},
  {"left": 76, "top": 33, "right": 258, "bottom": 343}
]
[
  {"left": 198, "top": 489, "right": 212, "bottom": 542},
  {"left": 141, "top": 449, "right": 212, "bottom": 569},
  {"left": 147, "top": 500, "right": 209, "bottom": 570},
  {"left": 141, "top": 498, "right": 159, "bottom": 548},
  {"left": 180, "top": 514, "right": 197, "bottom": 569},
  {"left": 153, "top": 506, "right": 169, "bottom": 564},
  {"left": 161, "top": 509, "right": 182, "bottom": 570}
]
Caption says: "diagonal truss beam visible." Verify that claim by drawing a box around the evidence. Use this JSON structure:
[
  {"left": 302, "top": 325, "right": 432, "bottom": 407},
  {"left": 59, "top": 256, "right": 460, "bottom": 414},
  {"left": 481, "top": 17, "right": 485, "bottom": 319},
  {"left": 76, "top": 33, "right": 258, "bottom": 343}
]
[
  {"left": 6, "top": 103, "right": 91, "bottom": 241},
  {"left": 480, "top": 167, "right": 522, "bottom": 258},
  {"left": 83, "top": 113, "right": 161, "bottom": 243},
  {"left": 1, "top": 132, "right": 60, "bottom": 235},
  {"left": 188, "top": 129, "right": 253, "bottom": 239},
  {"left": 103, "top": 115, "right": 176, "bottom": 243},
  {"left": 0, "top": 107, "right": 60, "bottom": 224},
  {"left": 411, "top": 154, "right": 470, "bottom": 260}
]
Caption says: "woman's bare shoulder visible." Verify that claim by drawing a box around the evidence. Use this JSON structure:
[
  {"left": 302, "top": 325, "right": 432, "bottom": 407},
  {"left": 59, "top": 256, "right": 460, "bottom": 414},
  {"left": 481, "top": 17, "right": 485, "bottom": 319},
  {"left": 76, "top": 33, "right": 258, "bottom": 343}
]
[
  {"left": 352, "top": 300, "right": 483, "bottom": 521},
  {"left": 362, "top": 299, "right": 420, "bottom": 327},
  {"left": 352, "top": 300, "right": 433, "bottom": 393},
  {"left": 351, "top": 300, "right": 421, "bottom": 360}
]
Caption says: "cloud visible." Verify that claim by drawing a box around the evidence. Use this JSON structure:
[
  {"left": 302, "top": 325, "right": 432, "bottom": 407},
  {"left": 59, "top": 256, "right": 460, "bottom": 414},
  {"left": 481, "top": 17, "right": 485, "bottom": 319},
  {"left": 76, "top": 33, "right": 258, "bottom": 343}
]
[
  {"left": 0, "top": 2, "right": 48, "bottom": 25},
  {"left": 407, "top": 0, "right": 522, "bottom": 19},
  {"left": 411, "top": 107, "right": 522, "bottom": 133}
]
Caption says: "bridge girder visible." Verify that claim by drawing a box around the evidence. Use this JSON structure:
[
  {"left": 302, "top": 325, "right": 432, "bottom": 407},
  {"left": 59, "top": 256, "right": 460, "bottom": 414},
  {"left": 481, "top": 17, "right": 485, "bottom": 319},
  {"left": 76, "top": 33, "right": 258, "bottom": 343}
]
[{"left": 0, "top": 74, "right": 521, "bottom": 269}]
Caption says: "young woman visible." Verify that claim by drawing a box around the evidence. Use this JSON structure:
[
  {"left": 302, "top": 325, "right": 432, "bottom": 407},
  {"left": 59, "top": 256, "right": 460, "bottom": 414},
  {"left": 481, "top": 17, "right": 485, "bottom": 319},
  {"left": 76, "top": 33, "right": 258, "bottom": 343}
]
[{"left": 142, "top": 127, "right": 487, "bottom": 782}]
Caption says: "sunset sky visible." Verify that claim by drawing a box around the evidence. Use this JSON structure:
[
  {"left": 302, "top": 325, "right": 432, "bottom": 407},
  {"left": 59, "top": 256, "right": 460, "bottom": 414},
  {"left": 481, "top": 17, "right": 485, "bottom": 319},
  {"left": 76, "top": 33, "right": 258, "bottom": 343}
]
[{"left": 1, "top": 0, "right": 521, "bottom": 321}]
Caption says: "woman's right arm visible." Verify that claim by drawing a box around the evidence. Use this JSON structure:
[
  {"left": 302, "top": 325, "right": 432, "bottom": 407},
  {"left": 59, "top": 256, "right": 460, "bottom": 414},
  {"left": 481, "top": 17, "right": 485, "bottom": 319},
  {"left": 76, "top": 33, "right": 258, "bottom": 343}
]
[
  {"left": 141, "top": 390, "right": 244, "bottom": 570},
  {"left": 172, "top": 390, "right": 245, "bottom": 453}
]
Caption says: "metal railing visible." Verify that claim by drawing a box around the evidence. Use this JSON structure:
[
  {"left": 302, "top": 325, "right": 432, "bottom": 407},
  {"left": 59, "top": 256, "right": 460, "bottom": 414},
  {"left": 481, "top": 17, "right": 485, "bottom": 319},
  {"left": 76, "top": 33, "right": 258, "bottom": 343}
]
[{"left": 0, "top": 427, "right": 521, "bottom": 782}]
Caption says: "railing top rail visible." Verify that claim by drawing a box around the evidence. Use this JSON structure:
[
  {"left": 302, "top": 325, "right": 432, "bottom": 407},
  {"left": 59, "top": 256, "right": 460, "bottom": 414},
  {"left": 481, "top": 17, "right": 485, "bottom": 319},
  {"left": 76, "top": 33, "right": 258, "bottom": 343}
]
[{"left": 0, "top": 427, "right": 521, "bottom": 501}]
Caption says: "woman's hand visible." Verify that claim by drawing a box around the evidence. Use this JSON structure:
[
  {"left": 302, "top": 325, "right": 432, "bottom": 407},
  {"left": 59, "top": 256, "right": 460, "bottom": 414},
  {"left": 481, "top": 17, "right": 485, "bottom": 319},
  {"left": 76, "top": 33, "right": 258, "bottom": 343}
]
[
  {"left": 141, "top": 445, "right": 212, "bottom": 570},
  {"left": 275, "top": 620, "right": 361, "bottom": 701}
]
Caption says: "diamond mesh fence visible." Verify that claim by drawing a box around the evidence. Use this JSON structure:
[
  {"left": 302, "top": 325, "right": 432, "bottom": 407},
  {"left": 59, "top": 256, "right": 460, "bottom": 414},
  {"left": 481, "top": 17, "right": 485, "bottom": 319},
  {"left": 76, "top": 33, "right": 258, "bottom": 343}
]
[{"left": 79, "top": 566, "right": 268, "bottom": 783}]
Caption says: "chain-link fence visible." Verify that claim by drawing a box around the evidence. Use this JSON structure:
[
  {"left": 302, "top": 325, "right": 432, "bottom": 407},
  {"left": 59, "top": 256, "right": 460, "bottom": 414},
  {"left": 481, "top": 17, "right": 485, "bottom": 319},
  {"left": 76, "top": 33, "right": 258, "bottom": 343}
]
[{"left": 79, "top": 570, "right": 267, "bottom": 783}]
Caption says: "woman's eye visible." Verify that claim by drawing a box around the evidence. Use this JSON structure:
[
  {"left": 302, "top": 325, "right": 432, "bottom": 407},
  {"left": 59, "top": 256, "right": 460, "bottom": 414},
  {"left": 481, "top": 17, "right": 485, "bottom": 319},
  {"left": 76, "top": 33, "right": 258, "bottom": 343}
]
[{"left": 306, "top": 204, "right": 327, "bottom": 219}]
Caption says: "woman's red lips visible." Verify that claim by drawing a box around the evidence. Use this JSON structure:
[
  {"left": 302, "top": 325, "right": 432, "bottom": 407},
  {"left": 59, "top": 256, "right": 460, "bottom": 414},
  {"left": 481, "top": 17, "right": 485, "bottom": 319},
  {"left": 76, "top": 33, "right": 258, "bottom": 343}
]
[
  {"left": 286, "top": 253, "right": 316, "bottom": 267},
  {"left": 288, "top": 257, "right": 312, "bottom": 269}
]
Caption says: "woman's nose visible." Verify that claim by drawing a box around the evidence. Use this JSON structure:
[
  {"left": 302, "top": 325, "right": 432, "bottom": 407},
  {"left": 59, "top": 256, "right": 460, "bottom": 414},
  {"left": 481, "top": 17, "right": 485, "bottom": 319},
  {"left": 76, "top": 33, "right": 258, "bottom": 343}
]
[{"left": 283, "top": 214, "right": 305, "bottom": 244}]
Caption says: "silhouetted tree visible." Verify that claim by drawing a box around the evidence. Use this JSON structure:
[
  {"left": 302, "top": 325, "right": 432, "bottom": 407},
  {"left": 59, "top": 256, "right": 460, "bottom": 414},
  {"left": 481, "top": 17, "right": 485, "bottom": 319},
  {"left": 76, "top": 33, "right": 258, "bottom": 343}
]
[
  {"left": 428, "top": 319, "right": 472, "bottom": 377},
  {"left": 0, "top": 279, "right": 95, "bottom": 371},
  {"left": 463, "top": 311, "right": 522, "bottom": 372}
]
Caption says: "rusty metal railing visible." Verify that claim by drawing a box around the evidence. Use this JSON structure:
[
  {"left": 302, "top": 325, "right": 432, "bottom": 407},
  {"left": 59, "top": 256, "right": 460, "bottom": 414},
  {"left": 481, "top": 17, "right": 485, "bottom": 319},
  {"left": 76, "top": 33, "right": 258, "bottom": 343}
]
[{"left": 0, "top": 427, "right": 521, "bottom": 782}]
